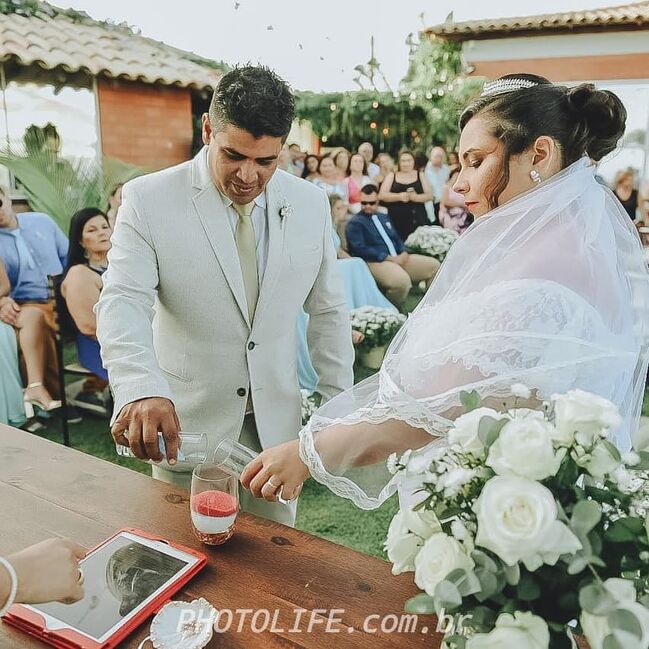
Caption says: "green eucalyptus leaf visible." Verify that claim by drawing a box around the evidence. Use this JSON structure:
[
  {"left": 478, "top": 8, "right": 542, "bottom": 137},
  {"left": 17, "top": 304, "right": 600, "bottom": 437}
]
[
  {"left": 579, "top": 583, "right": 617, "bottom": 616},
  {"left": 460, "top": 390, "right": 481, "bottom": 413},
  {"left": 474, "top": 569, "right": 499, "bottom": 601},
  {"left": 434, "top": 581, "right": 463, "bottom": 610},
  {"left": 606, "top": 518, "right": 645, "bottom": 543},
  {"left": 571, "top": 500, "right": 603, "bottom": 534},
  {"left": 568, "top": 556, "right": 590, "bottom": 575},
  {"left": 404, "top": 593, "right": 436, "bottom": 614},
  {"left": 601, "top": 439, "right": 622, "bottom": 462},
  {"left": 471, "top": 550, "right": 498, "bottom": 574}
]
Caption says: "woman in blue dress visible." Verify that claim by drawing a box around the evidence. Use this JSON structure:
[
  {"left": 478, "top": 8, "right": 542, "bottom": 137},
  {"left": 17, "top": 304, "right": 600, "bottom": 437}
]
[
  {"left": 61, "top": 209, "right": 112, "bottom": 384},
  {"left": 297, "top": 194, "right": 396, "bottom": 392},
  {"left": 0, "top": 259, "right": 25, "bottom": 425}
]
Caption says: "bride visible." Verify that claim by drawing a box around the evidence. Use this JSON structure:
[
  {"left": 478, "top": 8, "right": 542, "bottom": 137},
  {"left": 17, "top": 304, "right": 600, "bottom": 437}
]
[{"left": 242, "top": 74, "right": 649, "bottom": 510}]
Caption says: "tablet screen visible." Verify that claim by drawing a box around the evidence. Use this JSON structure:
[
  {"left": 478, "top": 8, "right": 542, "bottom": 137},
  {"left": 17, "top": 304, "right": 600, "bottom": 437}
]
[{"left": 30, "top": 532, "right": 196, "bottom": 642}]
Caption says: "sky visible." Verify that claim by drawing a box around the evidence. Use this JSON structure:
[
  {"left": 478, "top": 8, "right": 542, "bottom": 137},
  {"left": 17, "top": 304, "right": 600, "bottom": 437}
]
[{"left": 59, "top": 0, "right": 622, "bottom": 92}]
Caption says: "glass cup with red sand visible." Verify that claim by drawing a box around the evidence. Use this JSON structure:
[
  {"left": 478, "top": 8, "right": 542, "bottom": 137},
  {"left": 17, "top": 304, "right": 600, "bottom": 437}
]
[{"left": 190, "top": 464, "right": 239, "bottom": 545}]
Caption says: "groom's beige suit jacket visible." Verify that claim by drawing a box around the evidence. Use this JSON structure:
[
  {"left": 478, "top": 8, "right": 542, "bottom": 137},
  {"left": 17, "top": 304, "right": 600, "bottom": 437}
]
[{"left": 96, "top": 148, "right": 354, "bottom": 456}]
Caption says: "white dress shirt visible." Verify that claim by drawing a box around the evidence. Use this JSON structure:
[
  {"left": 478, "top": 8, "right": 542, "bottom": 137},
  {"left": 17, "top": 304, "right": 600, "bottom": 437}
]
[{"left": 221, "top": 191, "right": 269, "bottom": 283}]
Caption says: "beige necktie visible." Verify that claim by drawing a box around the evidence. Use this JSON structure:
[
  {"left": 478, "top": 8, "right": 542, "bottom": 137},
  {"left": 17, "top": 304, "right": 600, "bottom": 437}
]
[{"left": 233, "top": 201, "right": 259, "bottom": 321}]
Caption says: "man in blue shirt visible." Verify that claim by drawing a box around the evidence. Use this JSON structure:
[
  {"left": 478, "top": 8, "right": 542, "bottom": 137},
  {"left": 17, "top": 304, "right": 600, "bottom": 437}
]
[
  {"left": 0, "top": 186, "right": 68, "bottom": 410},
  {"left": 345, "top": 184, "right": 439, "bottom": 308}
]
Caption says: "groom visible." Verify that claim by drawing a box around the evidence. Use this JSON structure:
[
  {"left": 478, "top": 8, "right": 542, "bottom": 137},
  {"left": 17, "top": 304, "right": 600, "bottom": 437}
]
[{"left": 96, "top": 65, "right": 354, "bottom": 526}]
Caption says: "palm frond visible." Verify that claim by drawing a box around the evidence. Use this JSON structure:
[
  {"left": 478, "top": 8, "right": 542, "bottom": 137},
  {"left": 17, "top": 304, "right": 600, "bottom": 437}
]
[{"left": 0, "top": 144, "right": 143, "bottom": 230}]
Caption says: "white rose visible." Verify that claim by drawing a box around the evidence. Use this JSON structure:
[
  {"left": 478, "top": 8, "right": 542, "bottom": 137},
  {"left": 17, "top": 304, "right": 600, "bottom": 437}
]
[
  {"left": 486, "top": 418, "right": 564, "bottom": 480},
  {"left": 448, "top": 407, "right": 503, "bottom": 458},
  {"left": 552, "top": 390, "right": 622, "bottom": 447},
  {"left": 474, "top": 476, "right": 582, "bottom": 570},
  {"left": 581, "top": 578, "right": 649, "bottom": 649},
  {"left": 414, "top": 533, "right": 475, "bottom": 597},
  {"left": 385, "top": 508, "right": 442, "bottom": 575},
  {"left": 574, "top": 440, "right": 622, "bottom": 479},
  {"left": 467, "top": 612, "right": 550, "bottom": 649},
  {"left": 511, "top": 383, "right": 532, "bottom": 400}
]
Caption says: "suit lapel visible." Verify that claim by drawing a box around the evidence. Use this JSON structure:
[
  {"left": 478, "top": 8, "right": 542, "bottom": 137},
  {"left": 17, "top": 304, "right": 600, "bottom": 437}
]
[
  {"left": 255, "top": 174, "right": 287, "bottom": 324},
  {"left": 191, "top": 149, "right": 251, "bottom": 328}
]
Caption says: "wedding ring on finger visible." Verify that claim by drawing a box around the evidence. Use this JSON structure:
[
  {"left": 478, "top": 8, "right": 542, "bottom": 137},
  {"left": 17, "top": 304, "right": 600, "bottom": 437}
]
[{"left": 77, "top": 568, "right": 84, "bottom": 585}]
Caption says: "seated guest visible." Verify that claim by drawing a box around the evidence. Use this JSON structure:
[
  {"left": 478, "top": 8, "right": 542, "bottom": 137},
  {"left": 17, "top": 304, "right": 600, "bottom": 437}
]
[
  {"left": 0, "top": 259, "right": 25, "bottom": 426},
  {"left": 358, "top": 141, "right": 380, "bottom": 180},
  {"left": 301, "top": 154, "right": 320, "bottom": 182},
  {"left": 345, "top": 153, "right": 372, "bottom": 213},
  {"left": 313, "top": 155, "right": 349, "bottom": 201},
  {"left": 0, "top": 185, "right": 68, "bottom": 414},
  {"left": 61, "top": 209, "right": 111, "bottom": 411},
  {"left": 296, "top": 194, "right": 395, "bottom": 392},
  {"left": 0, "top": 538, "right": 86, "bottom": 613},
  {"left": 439, "top": 166, "right": 473, "bottom": 234},
  {"left": 613, "top": 169, "right": 639, "bottom": 221},
  {"left": 346, "top": 185, "right": 439, "bottom": 308}
]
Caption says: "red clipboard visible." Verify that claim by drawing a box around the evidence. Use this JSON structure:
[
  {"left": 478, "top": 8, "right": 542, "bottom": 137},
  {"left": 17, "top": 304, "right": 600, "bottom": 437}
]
[{"left": 2, "top": 528, "right": 207, "bottom": 648}]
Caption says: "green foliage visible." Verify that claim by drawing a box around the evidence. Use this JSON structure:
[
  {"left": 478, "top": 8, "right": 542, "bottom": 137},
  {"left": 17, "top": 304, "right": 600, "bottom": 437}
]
[
  {"left": 0, "top": 141, "right": 142, "bottom": 230},
  {"left": 295, "top": 35, "right": 483, "bottom": 153}
]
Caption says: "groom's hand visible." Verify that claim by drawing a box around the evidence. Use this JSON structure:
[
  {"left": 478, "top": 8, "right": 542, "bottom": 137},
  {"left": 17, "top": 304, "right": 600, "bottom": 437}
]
[{"left": 111, "top": 397, "right": 181, "bottom": 464}]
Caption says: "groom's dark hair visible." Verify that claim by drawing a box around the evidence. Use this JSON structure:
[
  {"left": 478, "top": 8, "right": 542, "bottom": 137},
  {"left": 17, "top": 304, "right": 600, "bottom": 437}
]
[{"left": 209, "top": 65, "right": 295, "bottom": 141}]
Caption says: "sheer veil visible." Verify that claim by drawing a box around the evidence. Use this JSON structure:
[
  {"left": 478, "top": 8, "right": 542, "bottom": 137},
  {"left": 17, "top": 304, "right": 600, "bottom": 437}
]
[{"left": 299, "top": 158, "right": 649, "bottom": 509}]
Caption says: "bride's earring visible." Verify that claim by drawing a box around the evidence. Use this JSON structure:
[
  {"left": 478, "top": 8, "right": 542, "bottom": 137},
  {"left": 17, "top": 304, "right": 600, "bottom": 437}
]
[{"left": 530, "top": 169, "right": 542, "bottom": 184}]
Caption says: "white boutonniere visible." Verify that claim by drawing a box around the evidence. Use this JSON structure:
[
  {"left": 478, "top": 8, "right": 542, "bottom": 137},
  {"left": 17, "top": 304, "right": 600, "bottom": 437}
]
[{"left": 279, "top": 200, "right": 292, "bottom": 223}]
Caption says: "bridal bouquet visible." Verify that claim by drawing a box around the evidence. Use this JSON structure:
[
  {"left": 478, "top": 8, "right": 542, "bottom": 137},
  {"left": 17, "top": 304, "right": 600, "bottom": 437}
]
[
  {"left": 405, "top": 225, "right": 459, "bottom": 262},
  {"left": 386, "top": 387, "right": 649, "bottom": 649},
  {"left": 350, "top": 306, "right": 406, "bottom": 352}
]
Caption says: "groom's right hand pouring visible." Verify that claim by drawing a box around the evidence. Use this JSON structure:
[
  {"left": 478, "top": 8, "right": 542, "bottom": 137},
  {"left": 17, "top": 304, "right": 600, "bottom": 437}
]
[{"left": 111, "top": 397, "right": 181, "bottom": 464}]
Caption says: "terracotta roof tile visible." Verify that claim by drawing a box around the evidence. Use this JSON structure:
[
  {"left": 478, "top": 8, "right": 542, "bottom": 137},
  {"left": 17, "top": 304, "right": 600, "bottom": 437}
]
[
  {"left": 0, "top": 9, "right": 222, "bottom": 89},
  {"left": 426, "top": 0, "right": 649, "bottom": 40}
]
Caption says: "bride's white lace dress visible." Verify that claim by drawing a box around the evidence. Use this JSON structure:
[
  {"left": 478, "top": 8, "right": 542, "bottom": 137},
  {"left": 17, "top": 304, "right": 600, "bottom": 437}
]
[{"left": 299, "top": 159, "right": 649, "bottom": 510}]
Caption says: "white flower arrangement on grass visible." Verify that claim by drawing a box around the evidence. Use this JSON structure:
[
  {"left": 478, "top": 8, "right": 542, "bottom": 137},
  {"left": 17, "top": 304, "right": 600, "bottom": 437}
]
[
  {"left": 350, "top": 306, "right": 407, "bottom": 352},
  {"left": 386, "top": 387, "right": 649, "bottom": 649},
  {"left": 405, "top": 225, "right": 459, "bottom": 262}
]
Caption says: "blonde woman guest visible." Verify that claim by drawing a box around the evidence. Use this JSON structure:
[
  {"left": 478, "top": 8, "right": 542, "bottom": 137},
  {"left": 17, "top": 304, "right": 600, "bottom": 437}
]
[
  {"left": 313, "top": 156, "right": 349, "bottom": 202},
  {"left": 301, "top": 154, "right": 320, "bottom": 182},
  {"left": 345, "top": 153, "right": 372, "bottom": 213},
  {"left": 613, "top": 169, "right": 638, "bottom": 221},
  {"left": 379, "top": 149, "right": 433, "bottom": 241}
]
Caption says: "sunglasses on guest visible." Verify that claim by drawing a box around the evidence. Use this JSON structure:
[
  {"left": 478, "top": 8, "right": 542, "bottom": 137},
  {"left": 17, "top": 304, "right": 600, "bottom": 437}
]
[{"left": 360, "top": 200, "right": 378, "bottom": 206}]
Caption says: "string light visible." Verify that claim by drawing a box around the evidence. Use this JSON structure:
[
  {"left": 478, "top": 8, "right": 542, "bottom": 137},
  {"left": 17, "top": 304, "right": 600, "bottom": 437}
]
[
  {"left": 370, "top": 122, "right": 377, "bottom": 129},
  {"left": 372, "top": 101, "right": 379, "bottom": 109},
  {"left": 409, "top": 91, "right": 417, "bottom": 100},
  {"left": 321, "top": 135, "right": 328, "bottom": 142},
  {"left": 330, "top": 103, "right": 337, "bottom": 111},
  {"left": 382, "top": 127, "right": 389, "bottom": 135}
]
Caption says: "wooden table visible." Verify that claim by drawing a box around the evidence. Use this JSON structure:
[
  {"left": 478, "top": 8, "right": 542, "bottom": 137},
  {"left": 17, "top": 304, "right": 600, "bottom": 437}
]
[{"left": 0, "top": 425, "right": 438, "bottom": 648}]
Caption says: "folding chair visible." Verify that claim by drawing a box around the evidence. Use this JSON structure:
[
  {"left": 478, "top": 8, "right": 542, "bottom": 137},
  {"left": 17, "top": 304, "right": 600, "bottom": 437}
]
[{"left": 47, "top": 274, "right": 72, "bottom": 447}]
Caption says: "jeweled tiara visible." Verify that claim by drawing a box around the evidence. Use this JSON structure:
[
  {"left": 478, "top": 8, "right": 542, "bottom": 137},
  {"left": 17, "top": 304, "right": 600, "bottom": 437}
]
[{"left": 480, "top": 78, "right": 539, "bottom": 97}]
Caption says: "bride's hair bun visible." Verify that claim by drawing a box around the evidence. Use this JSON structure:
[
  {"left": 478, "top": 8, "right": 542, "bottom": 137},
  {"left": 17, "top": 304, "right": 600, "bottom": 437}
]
[{"left": 565, "top": 83, "right": 626, "bottom": 161}]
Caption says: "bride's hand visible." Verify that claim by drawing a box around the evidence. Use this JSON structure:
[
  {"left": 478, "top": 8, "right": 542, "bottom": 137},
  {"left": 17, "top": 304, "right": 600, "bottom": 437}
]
[{"left": 240, "top": 439, "right": 309, "bottom": 503}]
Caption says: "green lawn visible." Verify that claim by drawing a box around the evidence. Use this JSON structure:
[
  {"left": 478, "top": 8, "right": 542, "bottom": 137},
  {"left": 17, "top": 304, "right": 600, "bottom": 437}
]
[{"left": 32, "top": 291, "right": 425, "bottom": 559}]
